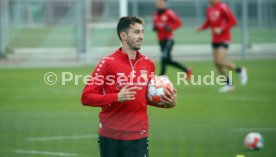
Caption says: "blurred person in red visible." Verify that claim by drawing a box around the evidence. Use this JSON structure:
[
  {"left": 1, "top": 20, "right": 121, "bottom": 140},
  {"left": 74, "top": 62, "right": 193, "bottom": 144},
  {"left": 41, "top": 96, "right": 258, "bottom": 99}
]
[
  {"left": 196, "top": 0, "right": 248, "bottom": 93},
  {"left": 81, "top": 16, "right": 176, "bottom": 157},
  {"left": 153, "top": 0, "right": 192, "bottom": 79}
]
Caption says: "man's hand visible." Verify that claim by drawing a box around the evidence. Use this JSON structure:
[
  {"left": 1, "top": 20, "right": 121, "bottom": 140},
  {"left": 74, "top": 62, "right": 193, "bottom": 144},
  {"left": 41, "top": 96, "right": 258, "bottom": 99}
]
[
  {"left": 214, "top": 27, "right": 222, "bottom": 35},
  {"left": 195, "top": 27, "right": 202, "bottom": 32},
  {"left": 164, "top": 25, "right": 172, "bottom": 32},
  {"left": 118, "top": 84, "right": 141, "bottom": 102},
  {"left": 160, "top": 87, "right": 177, "bottom": 108},
  {"left": 153, "top": 26, "right": 157, "bottom": 32}
]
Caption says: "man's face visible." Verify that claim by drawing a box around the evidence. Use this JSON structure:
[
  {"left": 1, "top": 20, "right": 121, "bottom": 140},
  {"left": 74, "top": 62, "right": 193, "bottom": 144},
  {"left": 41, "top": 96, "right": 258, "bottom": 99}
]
[
  {"left": 209, "top": 0, "right": 218, "bottom": 5},
  {"left": 125, "top": 23, "right": 144, "bottom": 51},
  {"left": 156, "top": 0, "right": 166, "bottom": 9}
]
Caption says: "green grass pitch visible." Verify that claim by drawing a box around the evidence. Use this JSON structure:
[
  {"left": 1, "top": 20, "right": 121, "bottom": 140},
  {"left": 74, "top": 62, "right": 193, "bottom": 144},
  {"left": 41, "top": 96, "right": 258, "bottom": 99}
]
[
  {"left": 0, "top": 58, "right": 276, "bottom": 157},
  {"left": 7, "top": 27, "right": 276, "bottom": 49}
]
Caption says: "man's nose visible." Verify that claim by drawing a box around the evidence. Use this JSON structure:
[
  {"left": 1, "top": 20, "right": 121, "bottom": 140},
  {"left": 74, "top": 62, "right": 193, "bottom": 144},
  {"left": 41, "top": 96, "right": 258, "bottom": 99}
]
[{"left": 139, "top": 33, "right": 144, "bottom": 39}]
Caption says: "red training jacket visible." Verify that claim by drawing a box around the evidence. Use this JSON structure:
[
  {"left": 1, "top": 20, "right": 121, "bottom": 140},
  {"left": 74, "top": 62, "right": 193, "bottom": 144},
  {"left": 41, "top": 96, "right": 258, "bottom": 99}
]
[
  {"left": 200, "top": 1, "right": 237, "bottom": 43},
  {"left": 153, "top": 9, "right": 182, "bottom": 41},
  {"left": 81, "top": 48, "right": 160, "bottom": 140}
]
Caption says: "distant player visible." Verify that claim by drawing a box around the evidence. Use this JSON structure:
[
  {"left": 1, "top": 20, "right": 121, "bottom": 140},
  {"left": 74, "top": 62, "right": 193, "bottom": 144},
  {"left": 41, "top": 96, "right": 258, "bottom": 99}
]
[
  {"left": 196, "top": 0, "right": 248, "bottom": 92},
  {"left": 81, "top": 16, "right": 176, "bottom": 157},
  {"left": 153, "top": 0, "right": 192, "bottom": 79}
]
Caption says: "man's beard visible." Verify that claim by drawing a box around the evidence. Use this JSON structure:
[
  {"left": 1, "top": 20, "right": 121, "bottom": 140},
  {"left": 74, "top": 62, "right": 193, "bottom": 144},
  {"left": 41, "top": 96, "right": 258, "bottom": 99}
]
[
  {"left": 133, "top": 46, "right": 140, "bottom": 51},
  {"left": 127, "top": 40, "right": 141, "bottom": 51}
]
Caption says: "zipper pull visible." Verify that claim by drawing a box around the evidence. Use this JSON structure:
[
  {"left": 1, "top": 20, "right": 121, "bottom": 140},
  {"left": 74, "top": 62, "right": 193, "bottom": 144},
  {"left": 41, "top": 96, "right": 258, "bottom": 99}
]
[{"left": 130, "top": 69, "right": 136, "bottom": 79}]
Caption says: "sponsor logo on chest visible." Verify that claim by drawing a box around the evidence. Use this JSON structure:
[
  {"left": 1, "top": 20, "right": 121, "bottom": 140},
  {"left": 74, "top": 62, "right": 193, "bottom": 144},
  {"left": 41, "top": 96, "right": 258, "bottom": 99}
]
[
  {"left": 161, "top": 15, "right": 168, "bottom": 22},
  {"left": 209, "top": 9, "right": 220, "bottom": 21},
  {"left": 140, "top": 70, "right": 148, "bottom": 81}
]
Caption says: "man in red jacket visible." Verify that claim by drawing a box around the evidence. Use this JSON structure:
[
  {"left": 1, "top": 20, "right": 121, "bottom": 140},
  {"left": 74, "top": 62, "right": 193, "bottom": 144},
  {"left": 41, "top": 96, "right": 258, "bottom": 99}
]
[
  {"left": 81, "top": 16, "right": 176, "bottom": 157},
  {"left": 153, "top": 0, "right": 192, "bottom": 79},
  {"left": 196, "top": 0, "right": 248, "bottom": 93}
]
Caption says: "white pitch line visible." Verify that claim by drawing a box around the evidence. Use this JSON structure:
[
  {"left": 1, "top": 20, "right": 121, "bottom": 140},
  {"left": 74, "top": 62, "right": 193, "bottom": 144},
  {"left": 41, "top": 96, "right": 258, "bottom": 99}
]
[
  {"left": 14, "top": 149, "right": 78, "bottom": 156},
  {"left": 235, "top": 128, "right": 276, "bottom": 132},
  {"left": 26, "top": 134, "right": 97, "bottom": 142},
  {"left": 225, "top": 96, "right": 270, "bottom": 102}
]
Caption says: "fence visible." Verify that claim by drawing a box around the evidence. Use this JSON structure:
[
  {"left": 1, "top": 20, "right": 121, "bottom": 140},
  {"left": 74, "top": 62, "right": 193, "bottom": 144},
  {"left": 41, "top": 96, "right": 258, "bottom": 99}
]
[
  {"left": 0, "top": 0, "right": 276, "bottom": 57},
  {"left": 5, "top": 0, "right": 276, "bottom": 27}
]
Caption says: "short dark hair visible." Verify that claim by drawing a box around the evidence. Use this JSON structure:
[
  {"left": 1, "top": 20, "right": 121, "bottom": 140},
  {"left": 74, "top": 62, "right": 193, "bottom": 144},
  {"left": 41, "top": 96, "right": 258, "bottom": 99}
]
[{"left": 117, "top": 16, "right": 144, "bottom": 41}]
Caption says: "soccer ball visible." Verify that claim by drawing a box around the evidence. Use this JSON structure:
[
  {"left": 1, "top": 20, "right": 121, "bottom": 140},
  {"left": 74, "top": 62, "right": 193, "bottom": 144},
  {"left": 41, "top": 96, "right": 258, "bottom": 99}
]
[
  {"left": 244, "top": 132, "right": 264, "bottom": 150},
  {"left": 147, "top": 75, "right": 174, "bottom": 106}
]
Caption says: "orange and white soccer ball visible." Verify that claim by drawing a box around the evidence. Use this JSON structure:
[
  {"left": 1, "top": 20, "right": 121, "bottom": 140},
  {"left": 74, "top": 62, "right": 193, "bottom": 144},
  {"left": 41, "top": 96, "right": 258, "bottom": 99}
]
[
  {"left": 147, "top": 75, "right": 174, "bottom": 106},
  {"left": 244, "top": 132, "right": 264, "bottom": 150}
]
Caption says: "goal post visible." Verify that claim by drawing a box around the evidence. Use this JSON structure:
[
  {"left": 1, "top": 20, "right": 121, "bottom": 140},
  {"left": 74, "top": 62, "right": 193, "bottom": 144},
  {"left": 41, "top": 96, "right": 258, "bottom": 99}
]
[
  {"left": 76, "top": 0, "right": 88, "bottom": 55},
  {"left": 120, "top": 0, "right": 128, "bottom": 17},
  {"left": 241, "top": 0, "right": 249, "bottom": 60},
  {"left": 0, "top": 0, "right": 9, "bottom": 58}
]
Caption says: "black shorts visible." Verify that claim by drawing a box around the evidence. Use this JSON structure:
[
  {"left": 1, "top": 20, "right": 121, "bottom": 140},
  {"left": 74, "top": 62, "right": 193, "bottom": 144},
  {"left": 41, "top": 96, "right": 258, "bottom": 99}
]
[
  {"left": 212, "top": 42, "right": 229, "bottom": 49},
  {"left": 98, "top": 135, "right": 149, "bottom": 157}
]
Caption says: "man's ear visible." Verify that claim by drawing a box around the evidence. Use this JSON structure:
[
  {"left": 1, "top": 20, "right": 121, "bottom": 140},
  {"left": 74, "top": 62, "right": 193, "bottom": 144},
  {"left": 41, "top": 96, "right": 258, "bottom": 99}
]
[{"left": 120, "top": 32, "right": 127, "bottom": 41}]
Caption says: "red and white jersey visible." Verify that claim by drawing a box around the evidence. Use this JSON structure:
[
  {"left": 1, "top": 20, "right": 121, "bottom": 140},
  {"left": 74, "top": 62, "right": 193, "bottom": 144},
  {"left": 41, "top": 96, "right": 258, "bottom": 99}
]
[
  {"left": 81, "top": 48, "right": 157, "bottom": 140},
  {"left": 153, "top": 9, "right": 182, "bottom": 41},
  {"left": 200, "top": 1, "right": 237, "bottom": 43}
]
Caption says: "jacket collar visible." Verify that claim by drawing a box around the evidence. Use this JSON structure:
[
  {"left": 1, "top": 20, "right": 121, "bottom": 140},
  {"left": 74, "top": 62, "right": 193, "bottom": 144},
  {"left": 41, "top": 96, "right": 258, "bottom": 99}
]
[
  {"left": 115, "top": 47, "right": 144, "bottom": 61},
  {"left": 213, "top": 1, "right": 221, "bottom": 7},
  {"left": 157, "top": 8, "right": 167, "bottom": 16}
]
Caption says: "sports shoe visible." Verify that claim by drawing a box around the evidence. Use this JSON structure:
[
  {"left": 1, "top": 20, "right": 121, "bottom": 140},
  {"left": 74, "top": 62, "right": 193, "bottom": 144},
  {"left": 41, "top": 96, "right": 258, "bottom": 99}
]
[
  {"left": 240, "top": 67, "right": 248, "bottom": 85},
  {"left": 219, "top": 85, "right": 235, "bottom": 93},
  {"left": 186, "top": 68, "right": 192, "bottom": 80}
]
